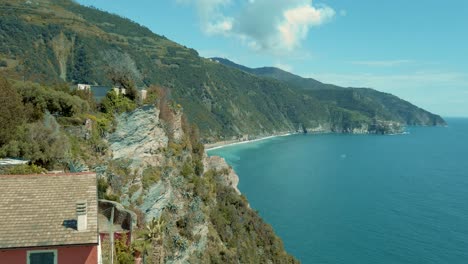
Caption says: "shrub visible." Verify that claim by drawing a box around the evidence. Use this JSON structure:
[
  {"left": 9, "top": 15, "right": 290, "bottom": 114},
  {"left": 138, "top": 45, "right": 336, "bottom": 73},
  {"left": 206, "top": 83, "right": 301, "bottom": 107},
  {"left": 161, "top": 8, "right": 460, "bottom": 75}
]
[
  {"left": 97, "top": 177, "right": 109, "bottom": 199},
  {"left": 142, "top": 166, "right": 161, "bottom": 189},
  {"left": 128, "top": 184, "right": 140, "bottom": 198},
  {"left": 180, "top": 161, "right": 194, "bottom": 177},
  {"left": 115, "top": 234, "right": 134, "bottom": 264},
  {"left": 104, "top": 193, "right": 120, "bottom": 203},
  {"left": 2, "top": 164, "right": 45, "bottom": 175},
  {"left": 16, "top": 82, "right": 90, "bottom": 118},
  {"left": 100, "top": 90, "right": 136, "bottom": 114},
  {"left": 1, "top": 114, "right": 71, "bottom": 168},
  {"left": 144, "top": 85, "right": 159, "bottom": 104}
]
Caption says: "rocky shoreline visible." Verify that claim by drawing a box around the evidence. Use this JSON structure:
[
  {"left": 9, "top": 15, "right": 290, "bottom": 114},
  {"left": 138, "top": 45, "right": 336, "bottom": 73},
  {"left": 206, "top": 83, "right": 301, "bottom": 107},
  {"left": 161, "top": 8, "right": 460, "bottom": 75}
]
[{"left": 205, "top": 120, "right": 405, "bottom": 151}]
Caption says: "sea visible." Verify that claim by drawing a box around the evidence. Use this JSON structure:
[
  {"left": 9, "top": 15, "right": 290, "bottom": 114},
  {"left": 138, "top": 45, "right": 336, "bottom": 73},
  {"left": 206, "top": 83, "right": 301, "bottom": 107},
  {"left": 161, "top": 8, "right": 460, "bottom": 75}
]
[{"left": 207, "top": 118, "right": 468, "bottom": 264}]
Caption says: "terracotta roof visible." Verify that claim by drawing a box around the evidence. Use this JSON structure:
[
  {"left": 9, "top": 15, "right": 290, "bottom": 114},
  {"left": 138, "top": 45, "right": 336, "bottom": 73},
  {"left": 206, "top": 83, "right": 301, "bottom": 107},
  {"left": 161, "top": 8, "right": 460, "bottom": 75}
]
[{"left": 0, "top": 173, "right": 98, "bottom": 249}]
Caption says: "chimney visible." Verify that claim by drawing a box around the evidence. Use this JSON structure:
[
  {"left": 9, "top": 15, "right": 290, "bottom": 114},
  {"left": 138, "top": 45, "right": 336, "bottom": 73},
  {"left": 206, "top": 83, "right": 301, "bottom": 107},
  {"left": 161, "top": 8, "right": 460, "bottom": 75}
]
[{"left": 76, "top": 200, "right": 87, "bottom": 231}]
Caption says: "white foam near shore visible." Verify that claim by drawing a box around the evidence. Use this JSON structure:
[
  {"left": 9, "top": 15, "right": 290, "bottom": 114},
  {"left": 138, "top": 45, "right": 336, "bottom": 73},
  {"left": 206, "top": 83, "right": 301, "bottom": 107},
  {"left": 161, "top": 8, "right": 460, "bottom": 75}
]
[{"left": 206, "top": 133, "right": 293, "bottom": 151}]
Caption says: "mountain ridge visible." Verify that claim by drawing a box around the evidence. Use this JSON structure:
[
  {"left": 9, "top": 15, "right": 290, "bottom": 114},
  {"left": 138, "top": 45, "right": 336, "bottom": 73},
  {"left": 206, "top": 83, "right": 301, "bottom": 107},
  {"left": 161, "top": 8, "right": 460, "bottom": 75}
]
[
  {"left": 211, "top": 57, "right": 331, "bottom": 90},
  {"left": 211, "top": 57, "right": 446, "bottom": 127},
  {"left": 0, "top": 0, "right": 446, "bottom": 142}
]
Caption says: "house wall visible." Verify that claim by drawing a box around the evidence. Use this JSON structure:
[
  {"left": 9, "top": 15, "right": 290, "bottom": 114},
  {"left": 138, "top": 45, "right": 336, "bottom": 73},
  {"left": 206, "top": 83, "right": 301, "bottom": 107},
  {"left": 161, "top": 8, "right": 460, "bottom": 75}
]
[{"left": 0, "top": 245, "right": 98, "bottom": 264}]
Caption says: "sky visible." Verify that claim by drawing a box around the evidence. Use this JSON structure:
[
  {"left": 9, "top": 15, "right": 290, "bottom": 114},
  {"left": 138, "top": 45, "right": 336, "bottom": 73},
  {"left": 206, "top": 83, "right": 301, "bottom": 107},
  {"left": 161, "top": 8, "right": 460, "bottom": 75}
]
[{"left": 77, "top": 0, "right": 468, "bottom": 117}]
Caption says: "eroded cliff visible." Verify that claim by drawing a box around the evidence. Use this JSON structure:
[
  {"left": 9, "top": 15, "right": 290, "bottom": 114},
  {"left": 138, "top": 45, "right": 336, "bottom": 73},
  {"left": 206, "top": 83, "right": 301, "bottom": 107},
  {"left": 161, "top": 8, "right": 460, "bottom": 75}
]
[{"left": 102, "top": 105, "right": 297, "bottom": 263}]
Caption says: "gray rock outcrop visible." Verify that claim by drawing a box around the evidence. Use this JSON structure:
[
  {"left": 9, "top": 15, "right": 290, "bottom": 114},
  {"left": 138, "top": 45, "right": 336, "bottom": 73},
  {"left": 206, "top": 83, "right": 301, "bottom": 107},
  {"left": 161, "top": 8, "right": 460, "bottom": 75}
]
[{"left": 108, "top": 105, "right": 168, "bottom": 170}]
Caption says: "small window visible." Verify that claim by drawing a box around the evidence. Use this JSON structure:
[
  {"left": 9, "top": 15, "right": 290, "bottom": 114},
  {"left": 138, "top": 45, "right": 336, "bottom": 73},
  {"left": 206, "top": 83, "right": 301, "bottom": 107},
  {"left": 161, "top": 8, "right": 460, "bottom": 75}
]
[{"left": 27, "top": 249, "right": 57, "bottom": 264}]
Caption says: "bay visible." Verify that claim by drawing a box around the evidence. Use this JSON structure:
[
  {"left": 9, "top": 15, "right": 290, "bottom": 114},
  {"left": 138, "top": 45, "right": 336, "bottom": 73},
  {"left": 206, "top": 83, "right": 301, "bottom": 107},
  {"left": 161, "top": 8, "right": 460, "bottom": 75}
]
[{"left": 208, "top": 118, "right": 468, "bottom": 263}]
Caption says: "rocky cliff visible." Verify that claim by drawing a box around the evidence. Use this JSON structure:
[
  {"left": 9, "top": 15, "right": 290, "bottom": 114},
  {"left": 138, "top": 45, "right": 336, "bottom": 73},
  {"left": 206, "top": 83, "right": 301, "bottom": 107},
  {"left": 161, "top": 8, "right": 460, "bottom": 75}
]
[
  {"left": 102, "top": 105, "right": 297, "bottom": 263},
  {"left": 109, "top": 105, "right": 168, "bottom": 171}
]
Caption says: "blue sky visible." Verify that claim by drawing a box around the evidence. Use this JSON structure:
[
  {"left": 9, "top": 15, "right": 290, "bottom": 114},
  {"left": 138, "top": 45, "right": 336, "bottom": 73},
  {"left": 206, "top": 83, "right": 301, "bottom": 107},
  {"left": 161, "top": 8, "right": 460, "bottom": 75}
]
[{"left": 77, "top": 0, "right": 468, "bottom": 117}]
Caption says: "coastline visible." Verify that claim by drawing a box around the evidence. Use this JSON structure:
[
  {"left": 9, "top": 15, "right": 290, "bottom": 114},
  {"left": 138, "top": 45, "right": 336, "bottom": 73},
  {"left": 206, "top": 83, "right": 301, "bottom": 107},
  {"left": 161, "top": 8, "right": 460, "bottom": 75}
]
[
  {"left": 205, "top": 128, "right": 414, "bottom": 151},
  {"left": 205, "top": 132, "right": 295, "bottom": 151}
]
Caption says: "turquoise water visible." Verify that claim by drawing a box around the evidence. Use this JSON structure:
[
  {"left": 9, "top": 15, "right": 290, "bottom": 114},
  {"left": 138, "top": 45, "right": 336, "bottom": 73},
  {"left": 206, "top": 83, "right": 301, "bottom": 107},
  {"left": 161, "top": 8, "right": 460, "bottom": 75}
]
[{"left": 208, "top": 118, "right": 468, "bottom": 263}]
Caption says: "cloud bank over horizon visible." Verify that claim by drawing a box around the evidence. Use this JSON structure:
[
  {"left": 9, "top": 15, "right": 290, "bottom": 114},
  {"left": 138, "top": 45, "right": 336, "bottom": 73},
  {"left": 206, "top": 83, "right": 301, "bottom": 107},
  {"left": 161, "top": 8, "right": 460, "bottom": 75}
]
[{"left": 177, "top": 0, "right": 335, "bottom": 53}]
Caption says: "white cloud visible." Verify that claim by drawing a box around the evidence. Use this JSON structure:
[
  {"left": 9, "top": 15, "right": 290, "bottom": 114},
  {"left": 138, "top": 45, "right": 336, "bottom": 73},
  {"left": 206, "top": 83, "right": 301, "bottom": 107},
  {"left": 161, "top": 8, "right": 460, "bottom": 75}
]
[
  {"left": 177, "top": 0, "right": 232, "bottom": 34},
  {"left": 177, "top": 0, "right": 336, "bottom": 53},
  {"left": 277, "top": 5, "right": 335, "bottom": 50},
  {"left": 205, "top": 17, "right": 233, "bottom": 35}
]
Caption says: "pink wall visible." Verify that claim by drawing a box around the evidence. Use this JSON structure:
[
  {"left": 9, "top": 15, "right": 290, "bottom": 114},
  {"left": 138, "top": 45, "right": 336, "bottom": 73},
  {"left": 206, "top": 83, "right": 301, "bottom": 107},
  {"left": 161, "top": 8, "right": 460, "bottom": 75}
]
[{"left": 0, "top": 245, "right": 98, "bottom": 264}]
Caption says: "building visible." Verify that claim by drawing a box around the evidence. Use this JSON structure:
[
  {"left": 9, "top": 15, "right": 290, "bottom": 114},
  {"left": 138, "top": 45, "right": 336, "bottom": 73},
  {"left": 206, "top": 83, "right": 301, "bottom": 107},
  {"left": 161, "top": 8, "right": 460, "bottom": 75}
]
[
  {"left": 113, "top": 87, "right": 126, "bottom": 96},
  {"left": 140, "top": 89, "right": 147, "bottom": 102},
  {"left": 77, "top": 84, "right": 91, "bottom": 91},
  {"left": 0, "top": 172, "right": 99, "bottom": 264}
]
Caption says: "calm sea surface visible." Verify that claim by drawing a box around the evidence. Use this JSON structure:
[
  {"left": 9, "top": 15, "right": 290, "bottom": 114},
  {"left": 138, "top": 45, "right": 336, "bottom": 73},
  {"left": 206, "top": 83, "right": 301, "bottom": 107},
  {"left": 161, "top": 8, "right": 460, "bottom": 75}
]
[{"left": 208, "top": 118, "right": 468, "bottom": 263}]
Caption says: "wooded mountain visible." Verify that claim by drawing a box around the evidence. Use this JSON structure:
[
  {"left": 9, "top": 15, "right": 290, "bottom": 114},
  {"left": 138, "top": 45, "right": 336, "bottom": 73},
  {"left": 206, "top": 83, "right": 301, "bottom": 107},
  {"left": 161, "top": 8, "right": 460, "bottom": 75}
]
[
  {"left": 0, "top": 0, "right": 445, "bottom": 142},
  {"left": 212, "top": 57, "right": 447, "bottom": 128}
]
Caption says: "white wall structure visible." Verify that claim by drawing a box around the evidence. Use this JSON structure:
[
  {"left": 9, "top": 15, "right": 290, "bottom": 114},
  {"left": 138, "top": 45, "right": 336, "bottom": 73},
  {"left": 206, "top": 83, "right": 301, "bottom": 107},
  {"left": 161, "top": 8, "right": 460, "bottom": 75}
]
[{"left": 77, "top": 84, "right": 91, "bottom": 90}]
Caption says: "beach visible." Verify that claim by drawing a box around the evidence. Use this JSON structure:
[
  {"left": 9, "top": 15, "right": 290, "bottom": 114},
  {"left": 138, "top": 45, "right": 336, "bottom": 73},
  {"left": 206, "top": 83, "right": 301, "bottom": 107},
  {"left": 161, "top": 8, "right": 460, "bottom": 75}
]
[{"left": 205, "top": 132, "right": 294, "bottom": 151}]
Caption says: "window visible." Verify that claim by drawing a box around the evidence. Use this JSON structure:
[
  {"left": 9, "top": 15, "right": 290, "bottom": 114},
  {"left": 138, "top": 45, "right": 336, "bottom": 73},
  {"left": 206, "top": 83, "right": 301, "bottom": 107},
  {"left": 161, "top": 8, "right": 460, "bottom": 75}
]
[{"left": 27, "top": 250, "right": 57, "bottom": 264}]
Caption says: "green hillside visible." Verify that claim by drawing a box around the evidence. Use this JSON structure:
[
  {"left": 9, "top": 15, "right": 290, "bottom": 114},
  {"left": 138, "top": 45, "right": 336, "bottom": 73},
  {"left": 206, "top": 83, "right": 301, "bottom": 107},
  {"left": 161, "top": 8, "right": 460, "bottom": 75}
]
[
  {"left": 212, "top": 57, "right": 446, "bottom": 127},
  {"left": 0, "top": 0, "right": 445, "bottom": 142}
]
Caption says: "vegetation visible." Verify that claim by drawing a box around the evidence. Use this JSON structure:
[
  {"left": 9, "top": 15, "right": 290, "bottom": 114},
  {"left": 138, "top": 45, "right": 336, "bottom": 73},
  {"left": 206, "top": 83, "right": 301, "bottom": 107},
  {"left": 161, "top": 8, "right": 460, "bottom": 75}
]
[
  {"left": 100, "top": 90, "right": 137, "bottom": 114},
  {"left": 0, "top": 0, "right": 444, "bottom": 143},
  {"left": 115, "top": 234, "right": 134, "bottom": 264},
  {"left": 0, "top": 70, "right": 138, "bottom": 170},
  {"left": 142, "top": 166, "right": 161, "bottom": 189},
  {"left": 0, "top": 1, "right": 447, "bottom": 262},
  {"left": 0, "top": 164, "right": 46, "bottom": 175},
  {"left": 0, "top": 77, "right": 25, "bottom": 146},
  {"left": 0, "top": 77, "right": 81, "bottom": 168}
]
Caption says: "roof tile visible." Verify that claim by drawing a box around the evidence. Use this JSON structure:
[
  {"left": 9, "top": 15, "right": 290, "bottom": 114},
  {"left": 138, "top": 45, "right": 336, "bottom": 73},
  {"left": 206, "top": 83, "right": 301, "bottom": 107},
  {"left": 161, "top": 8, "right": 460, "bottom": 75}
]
[{"left": 0, "top": 173, "right": 98, "bottom": 249}]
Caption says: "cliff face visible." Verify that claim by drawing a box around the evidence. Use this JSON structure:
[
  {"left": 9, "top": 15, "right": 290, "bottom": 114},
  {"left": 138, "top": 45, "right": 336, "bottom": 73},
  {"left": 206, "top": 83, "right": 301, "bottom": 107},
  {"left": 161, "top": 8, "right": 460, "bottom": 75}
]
[
  {"left": 204, "top": 155, "right": 240, "bottom": 194},
  {"left": 108, "top": 105, "right": 168, "bottom": 171},
  {"left": 103, "top": 105, "right": 297, "bottom": 263},
  {"left": 306, "top": 120, "right": 403, "bottom": 134}
]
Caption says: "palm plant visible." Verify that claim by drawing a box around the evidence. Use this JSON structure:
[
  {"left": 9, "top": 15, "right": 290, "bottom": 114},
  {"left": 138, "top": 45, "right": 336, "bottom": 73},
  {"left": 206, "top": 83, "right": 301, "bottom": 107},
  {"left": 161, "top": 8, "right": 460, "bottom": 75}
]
[{"left": 133, "top": 216, "right": 166, "bottom": 263}]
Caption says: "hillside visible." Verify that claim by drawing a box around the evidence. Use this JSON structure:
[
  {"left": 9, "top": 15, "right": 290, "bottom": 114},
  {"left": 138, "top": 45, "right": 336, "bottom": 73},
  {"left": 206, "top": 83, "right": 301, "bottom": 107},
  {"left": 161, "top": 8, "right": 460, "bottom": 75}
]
[
  {"left": 0, "top": 75, "right": 299, "bottom": 263},
  {"left": 211, "top": 57, "right": 334, "bottom": 90},
  {"left": 0, "top": 0, "right": 445, "bottom": 142},
  {"left": 212, "top": 57, "right": 447, "bottom": 126}
]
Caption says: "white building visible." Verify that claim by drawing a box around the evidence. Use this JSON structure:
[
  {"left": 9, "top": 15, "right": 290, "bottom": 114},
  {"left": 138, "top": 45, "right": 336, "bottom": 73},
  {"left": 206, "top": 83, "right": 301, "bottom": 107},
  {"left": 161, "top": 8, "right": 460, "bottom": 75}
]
[
  {"left": 140, "top": 89, "right": 147, "bottom": 101},
  {"left": 77, "top": 84, "right": 91, "bottom": 90}
]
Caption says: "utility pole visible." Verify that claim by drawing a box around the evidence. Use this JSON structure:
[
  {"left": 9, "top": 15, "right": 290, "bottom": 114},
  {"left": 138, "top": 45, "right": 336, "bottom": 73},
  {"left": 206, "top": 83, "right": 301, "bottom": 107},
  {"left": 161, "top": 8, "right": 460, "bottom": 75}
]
[{"left": 110, "top": 207, "right": 114, "bottom": 264}]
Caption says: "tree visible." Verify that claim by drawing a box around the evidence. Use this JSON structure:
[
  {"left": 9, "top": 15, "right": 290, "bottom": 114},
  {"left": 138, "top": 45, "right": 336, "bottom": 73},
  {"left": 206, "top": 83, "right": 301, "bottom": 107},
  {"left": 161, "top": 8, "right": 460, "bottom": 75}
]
[
  {"left": 70, "top": 37, "right": 92, "bottom": 84},
  {"left": 23, "top": 113, "right": 70, "bottom": 167},
  {"left": 0, "top": 77, "right": 25, "bottom": 146},
  {"left": 101, "top": 49, "right": 141, "bottom": 100}
]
